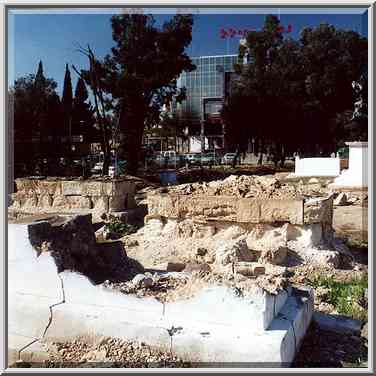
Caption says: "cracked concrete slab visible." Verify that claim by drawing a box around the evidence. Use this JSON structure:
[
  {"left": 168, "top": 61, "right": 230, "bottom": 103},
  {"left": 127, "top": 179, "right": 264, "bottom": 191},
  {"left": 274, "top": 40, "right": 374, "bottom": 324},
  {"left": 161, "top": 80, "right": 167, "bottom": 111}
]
[
  {"left": 43, "top": 302, "right": 172, "bottom": 353},
  {"left": 8, "top": 293, "right": 58, "bottom": 339},
  {"left": 168, "top": 289, "right": 313, "bottom": 365},
  {"left": 8, "top": 224, "right": 65, "bottom": 365},
  {"left": 8, "top": 220, "right": 313, "bottom": 366},
  {"left": 162, "top": 286, "right": 290, "bottom": 332},
  {"left": 8, "top": 334, "right": 37, "bottom": 365}
]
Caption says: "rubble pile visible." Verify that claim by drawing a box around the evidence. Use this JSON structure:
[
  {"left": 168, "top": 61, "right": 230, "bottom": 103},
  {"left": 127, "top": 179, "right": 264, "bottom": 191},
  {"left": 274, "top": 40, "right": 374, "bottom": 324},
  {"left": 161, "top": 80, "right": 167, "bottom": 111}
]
[
  {"left": 160, "top": 175, "right": 329, "bottom": 199},
  {"left": 46, "top": 337, "right": 189, "bottom": 367},
  {"left": 102, "top": 272, "right": 191, "bottom": 302},
  {"left": 122, "top": 174, "right": 350, "bottom": 290},
  {"left": 103, "top": 261, "right": 288, "bottom": 301}
]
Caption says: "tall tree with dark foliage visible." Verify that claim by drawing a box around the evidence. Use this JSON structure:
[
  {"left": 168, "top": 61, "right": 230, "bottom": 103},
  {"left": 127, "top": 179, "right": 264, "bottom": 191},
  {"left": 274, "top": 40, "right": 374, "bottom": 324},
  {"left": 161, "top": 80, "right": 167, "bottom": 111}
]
[{"left": 80, "top": 14, "right": 195, "bottom": 174}]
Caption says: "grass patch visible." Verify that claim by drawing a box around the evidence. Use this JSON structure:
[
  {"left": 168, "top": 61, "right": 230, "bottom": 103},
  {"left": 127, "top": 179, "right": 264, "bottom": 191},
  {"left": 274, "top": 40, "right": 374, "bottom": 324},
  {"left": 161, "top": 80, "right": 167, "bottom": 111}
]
[
  {"left": 346, "top": 237, "right": 368, "bottom": 250},
  {"left": 308, "top": 274, "right": 368, "bottom": 322}
]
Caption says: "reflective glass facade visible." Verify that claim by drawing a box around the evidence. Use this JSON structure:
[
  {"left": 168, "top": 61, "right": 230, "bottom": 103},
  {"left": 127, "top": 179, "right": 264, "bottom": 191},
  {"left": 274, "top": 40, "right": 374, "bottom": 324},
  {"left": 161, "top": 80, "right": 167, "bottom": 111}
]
[{"left": 176, "top": 55, "right": 239, "bottom": 124}]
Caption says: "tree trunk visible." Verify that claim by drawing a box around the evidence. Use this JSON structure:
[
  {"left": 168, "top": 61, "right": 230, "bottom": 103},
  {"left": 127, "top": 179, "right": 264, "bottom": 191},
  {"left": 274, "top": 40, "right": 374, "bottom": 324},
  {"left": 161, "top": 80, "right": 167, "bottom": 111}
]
[{"left": 120, "top": 114, "right": 144, "bottom": 176}]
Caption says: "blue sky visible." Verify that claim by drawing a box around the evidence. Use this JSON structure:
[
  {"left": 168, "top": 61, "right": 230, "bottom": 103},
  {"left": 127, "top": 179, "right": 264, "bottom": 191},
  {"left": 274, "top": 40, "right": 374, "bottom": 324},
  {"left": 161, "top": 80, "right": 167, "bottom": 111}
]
[{"left": 8, "top": 8, "right": 368, "bottom": 95}]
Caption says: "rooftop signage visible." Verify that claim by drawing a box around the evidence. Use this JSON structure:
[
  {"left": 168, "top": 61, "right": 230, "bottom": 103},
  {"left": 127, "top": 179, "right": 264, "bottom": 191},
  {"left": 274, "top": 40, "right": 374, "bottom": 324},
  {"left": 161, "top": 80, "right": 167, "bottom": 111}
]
[{"left": 219, "top": 24, "right": 292, "bottom": 38}]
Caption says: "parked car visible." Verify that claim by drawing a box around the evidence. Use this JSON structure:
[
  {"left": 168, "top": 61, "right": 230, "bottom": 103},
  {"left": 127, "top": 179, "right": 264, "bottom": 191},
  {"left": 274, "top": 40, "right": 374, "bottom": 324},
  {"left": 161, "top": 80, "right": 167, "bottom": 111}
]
[
  {"left": 185, "top": 153, "right": 201, "bottom": 166},
  {"left": 161, "top": 150, "right": 177, "bottom": 159},
  {"left": 91, "top": 162, "right": 103, "bottom": 174},
  {"left": 91, "top": 159, "right": 126, "bottom": 175},
  {"left": 200, "top": 152, "right": 221, "bottom": 166},
  {"left": 222, "top": 153, "right": 238, "bottom": 165}
]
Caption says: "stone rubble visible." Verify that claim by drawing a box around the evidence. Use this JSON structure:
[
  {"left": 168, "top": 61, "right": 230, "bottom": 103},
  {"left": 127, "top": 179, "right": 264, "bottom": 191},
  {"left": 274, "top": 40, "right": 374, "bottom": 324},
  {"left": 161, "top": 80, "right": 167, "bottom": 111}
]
[{"left": 45, "top": 337, "right": 189, "bottom": 367}]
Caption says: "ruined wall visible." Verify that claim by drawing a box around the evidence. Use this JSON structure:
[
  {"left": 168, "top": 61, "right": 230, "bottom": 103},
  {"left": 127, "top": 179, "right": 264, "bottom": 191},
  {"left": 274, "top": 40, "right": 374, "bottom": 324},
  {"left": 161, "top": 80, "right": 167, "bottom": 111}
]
[
  {"left": 136, "top": 192, "right": 339, "bottom": 269},
  {"left": 147, "top": 193, "right": 333, "bottom": 226},
  {"left": 10, "top": 177, "right": 136, "bottom": 219}
]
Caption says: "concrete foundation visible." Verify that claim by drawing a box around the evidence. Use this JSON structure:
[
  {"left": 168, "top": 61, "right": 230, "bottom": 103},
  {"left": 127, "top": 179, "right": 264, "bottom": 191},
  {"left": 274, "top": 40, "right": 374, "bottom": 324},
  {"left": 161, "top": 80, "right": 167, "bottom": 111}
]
[{"left": 8, "top": 222, "right": 313, "bottom": 367}]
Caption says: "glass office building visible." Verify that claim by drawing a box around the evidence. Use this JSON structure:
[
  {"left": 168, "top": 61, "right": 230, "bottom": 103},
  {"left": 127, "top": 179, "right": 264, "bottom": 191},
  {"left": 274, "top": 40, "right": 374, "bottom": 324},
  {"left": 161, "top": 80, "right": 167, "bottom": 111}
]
[{"left": 175, "top": 54, "right": 239, "bottom": 138}]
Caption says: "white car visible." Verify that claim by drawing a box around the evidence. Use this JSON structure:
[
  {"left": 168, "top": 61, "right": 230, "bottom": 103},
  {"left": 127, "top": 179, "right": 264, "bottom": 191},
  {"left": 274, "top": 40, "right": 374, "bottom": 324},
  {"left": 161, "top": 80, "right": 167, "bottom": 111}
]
[
  {"left": 91, "top": 162, "right": 103, "bottom": 174},
  {"left": 222, "top": 153, "right": 237, "bottom": 165}
]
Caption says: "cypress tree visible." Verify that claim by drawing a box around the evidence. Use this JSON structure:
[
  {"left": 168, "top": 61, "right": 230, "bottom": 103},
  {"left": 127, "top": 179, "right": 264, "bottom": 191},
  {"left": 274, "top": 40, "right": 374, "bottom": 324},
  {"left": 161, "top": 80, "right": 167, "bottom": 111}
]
[
  {"left": 62, "top": 63, "right": 73, "bottom": 140},
  {"left": 72, "top": 77, "right": 96, "bottom": 142},
  {"left": 74, "top": 77, "right": 88, "bottom": 104},
  {"left": 34, "top": 60, "right": 46, "bottom": 92}
]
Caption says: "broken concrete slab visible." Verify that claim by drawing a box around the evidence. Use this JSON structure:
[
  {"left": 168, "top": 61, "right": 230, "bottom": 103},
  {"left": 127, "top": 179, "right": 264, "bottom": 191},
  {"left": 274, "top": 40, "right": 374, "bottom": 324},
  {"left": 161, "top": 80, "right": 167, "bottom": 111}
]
[
  {"left": 168, "top": 287, "right": 313, "bottom": 366},
  {"left": 8, "top": 334, "right": 39, "bottom": 365},
  {"left": 8, "top": 293, "right": 58, "bottom": 340},
  {"left": 18, "top": 340, "right": 50, "bottom": 363},
  {"left": 162, "top": 285, "right": 290, "bottom": 332},
  {"left": 8, "top": 214, "right": 313, "bottom": 367}
]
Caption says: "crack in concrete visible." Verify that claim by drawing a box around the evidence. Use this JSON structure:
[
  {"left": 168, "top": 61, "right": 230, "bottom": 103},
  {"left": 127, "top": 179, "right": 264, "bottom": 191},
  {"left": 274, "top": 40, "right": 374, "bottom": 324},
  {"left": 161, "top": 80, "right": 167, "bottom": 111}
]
[
  {"left": 17, "top": 339, "right": 39, "bottom": 361},
  {"left": 17, "top": 273, "right": 66, "bottom": 361},
  {"left": 41, "top": 273, "right": 66, "bottom": 339}
]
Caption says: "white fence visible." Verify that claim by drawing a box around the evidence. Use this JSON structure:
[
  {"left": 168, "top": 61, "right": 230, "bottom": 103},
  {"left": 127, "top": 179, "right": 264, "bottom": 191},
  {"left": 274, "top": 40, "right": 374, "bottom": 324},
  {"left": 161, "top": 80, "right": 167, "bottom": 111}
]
[{"left": 293, "top": 156, "right": 340, "bottom": 177}]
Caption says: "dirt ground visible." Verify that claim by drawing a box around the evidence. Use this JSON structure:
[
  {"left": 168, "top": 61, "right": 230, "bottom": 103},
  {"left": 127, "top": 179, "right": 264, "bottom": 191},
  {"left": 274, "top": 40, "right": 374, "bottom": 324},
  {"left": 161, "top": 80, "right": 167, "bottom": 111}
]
[
  {"left": 293, "top": 322, "right": 368, "bottom": 368},
  {"left": 8, "top": 173, "right": 369, "bottom": 368}
]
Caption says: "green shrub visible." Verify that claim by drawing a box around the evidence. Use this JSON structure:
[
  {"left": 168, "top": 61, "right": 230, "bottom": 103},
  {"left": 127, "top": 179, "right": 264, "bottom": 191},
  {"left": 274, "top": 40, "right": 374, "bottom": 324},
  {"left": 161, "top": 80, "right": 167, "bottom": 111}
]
[
  {"left": 105, "top": 217, "right": 138, "bottom": 237},
  {"left": 308, "top": 274, "right": 368, "bottom": 322}
]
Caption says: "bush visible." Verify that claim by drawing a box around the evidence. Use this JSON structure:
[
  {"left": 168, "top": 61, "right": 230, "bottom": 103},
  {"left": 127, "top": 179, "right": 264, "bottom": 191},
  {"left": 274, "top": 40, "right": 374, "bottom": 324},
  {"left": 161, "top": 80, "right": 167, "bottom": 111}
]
[
  {"left": 105, "top": 217, "right": 138, "bottom": 237},
  {"left": 308, "top": 274, "right": 368, "bottom": 322}
]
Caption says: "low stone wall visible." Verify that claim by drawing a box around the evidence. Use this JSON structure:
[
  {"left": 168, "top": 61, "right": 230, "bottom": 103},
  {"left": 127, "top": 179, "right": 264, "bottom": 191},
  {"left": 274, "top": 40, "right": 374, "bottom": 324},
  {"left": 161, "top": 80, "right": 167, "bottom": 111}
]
[
  {"left": 141, "top": 192, "right": 340, "bottom": 268},
  {"left": 147, "top": 193, "right": 333, "bottom": 226},
  {"left": 10, "top": 177, "right": 136, "bottom": 219}
]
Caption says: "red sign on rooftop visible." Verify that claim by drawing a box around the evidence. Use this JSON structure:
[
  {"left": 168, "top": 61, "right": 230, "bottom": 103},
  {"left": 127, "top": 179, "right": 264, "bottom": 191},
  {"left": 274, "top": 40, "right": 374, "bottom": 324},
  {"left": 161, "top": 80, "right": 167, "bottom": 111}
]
[{"left": 219, "top": 24, "right": 292, "bottom": 39}]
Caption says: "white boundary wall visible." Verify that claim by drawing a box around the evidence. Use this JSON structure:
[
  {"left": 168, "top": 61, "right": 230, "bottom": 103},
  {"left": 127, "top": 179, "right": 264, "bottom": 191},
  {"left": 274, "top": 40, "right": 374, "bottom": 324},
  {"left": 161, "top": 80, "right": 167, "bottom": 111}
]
[
  {"left": 330, "top": 142, "right": 368, "bottom": 189},
  {"left": 293, "top": 156, "right": 340, "bottom": 177}
]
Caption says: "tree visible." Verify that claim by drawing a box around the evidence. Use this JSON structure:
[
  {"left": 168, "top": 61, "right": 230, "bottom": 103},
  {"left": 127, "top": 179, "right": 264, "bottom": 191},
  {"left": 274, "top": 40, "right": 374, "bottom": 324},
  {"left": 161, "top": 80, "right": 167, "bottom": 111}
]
[
  {"left": 223, "top": 15, "right": 294, "bottom": 164},
  {"left": 62, "top": 63, "right": 73, "bottom": 146},
  {"left": 299, "top": 24, "right": 367, "bottom": 153},
  {"left": 72, "top": 77, "right": 97, "bottom": 143},
  {"left": 223, "top": 16, "right": 368, "bottom": 165},
  {"left": 81, "top": 14, "right": 195, "bottom": 174},
  {"left": 12, "top": 62, "right": 60, "bottom": 171},
  {"left": 74, "top": 46, "right": 113, "bottom": 175},
  {"left": 344, "top": 72, "right": 368, "bottom": 141}
]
